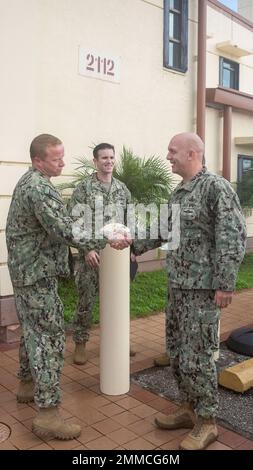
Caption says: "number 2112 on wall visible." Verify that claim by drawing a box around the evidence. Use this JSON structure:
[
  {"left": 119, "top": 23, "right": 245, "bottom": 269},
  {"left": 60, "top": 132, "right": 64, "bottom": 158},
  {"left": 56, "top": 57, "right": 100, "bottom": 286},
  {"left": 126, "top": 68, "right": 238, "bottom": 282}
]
[{"left": 79, "top": 47, "right": 120, "bottom": 83}]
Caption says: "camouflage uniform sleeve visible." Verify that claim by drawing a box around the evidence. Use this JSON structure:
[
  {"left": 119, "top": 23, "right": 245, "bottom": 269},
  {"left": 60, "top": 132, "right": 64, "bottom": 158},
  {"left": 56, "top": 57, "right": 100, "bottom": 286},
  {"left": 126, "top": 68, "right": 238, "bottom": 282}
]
[
  {"left": 131, "top": 196, "right": 170, "bottom": 255},
  {"left": 131, "top": 207, "right": 163, "bottom": 256},
  {"left": 132, "top": 192, "right": 172, "bottom": 256},
  {"left": 132, "top": 235, "right": 162, "bottom": 256},
  {"left": 211, "top": 181, "right": 246, "bottom": 291},
  {"left": 123, "top": 184, "right": 132, "bottom": 225},
  {"left": 68, "top": 182, "right": 107, "bottom": 255},
  {"left": 125, "top": 185, "right": 131, "bottom": 204},
  {"left": 67, "top": 184, "right": 85, "bottom": 215},
  {"left": 31, "top": 184, "right": 106, "bottom": 251}
]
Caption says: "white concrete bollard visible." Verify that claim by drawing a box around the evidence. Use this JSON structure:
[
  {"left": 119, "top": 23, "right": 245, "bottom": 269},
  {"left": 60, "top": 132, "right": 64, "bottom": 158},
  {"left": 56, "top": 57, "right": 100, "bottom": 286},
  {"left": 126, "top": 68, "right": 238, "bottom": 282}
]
[{"left": 99, "top": 244, "right": 130, "bottom": 395}]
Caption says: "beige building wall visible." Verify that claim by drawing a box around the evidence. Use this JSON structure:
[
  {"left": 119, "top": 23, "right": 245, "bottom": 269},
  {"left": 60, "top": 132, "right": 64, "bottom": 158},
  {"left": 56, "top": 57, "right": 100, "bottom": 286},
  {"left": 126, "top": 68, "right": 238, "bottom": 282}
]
[
  {"left": 0, "top": 0, "right": 199, "bottom": 296},
  {"left": 205, "top": 3, "right": 253, "bottom": 240},
  {"left": 238, "top": 0, "right": 253, "bottom": 21},
  {"left": 1, "top": 0, "right": 253, "bottom": 299}
]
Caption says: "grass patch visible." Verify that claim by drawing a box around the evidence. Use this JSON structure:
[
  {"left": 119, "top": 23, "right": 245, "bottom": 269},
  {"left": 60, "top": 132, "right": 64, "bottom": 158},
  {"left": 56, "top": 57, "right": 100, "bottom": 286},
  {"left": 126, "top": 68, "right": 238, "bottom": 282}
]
[
  {"left": 130, "top": 269, "right": 167, "bottom": 316},
  {"left": 58, "top": 277, "right": 78, "bottom": 324},
  {"left": 236, "top": 251, "right": 253, "bottom": 290},
  {"left": 58, "top": 269, "right": 167, "bottom": 324},
  {"left": 59, "top": 252, "right": 253, "bottom": 324}
]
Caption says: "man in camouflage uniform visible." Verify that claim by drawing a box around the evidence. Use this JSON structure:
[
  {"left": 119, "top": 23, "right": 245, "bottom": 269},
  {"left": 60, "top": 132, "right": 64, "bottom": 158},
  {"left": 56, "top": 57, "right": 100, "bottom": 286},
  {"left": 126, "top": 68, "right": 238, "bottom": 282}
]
[
  {"left": 132, "top": 132, "right": 246, "bottom": 450},
  {"left": 6, "top": 134, "right": 129, "bottom": 441},
  {"left": 68, "top": 143, "right": 134, "bottom": 365}
]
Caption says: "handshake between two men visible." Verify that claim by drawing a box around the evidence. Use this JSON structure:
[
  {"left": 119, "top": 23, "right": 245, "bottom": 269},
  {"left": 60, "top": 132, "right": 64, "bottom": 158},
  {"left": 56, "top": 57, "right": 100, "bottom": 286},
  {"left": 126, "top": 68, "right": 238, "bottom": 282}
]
[
  {"left": 84, "top": 223, "right": 133, "bottom": 269},
  {"left": 105, "top": 222, "right": 132, "bottom": 251}
]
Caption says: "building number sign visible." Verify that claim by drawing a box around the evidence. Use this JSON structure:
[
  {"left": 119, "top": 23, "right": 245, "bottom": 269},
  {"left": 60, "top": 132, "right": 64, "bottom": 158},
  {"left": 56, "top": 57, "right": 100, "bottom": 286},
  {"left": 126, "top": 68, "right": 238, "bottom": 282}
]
[{"left": 79, "top": 47, "right": 120, "bottom": 83}]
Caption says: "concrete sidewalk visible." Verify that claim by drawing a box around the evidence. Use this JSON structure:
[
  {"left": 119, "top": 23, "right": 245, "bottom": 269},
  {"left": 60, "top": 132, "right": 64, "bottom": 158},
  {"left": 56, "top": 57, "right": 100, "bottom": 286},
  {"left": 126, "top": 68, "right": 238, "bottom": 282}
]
[{"left": 0, "top": 288, "right": 252, "bottom": 450}]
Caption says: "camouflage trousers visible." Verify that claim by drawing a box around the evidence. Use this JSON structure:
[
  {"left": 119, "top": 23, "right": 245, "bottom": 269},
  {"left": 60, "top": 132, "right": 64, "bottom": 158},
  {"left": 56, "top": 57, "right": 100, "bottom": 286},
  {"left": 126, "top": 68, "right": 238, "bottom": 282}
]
[
  {"left": 13, "top": 277, "right": 65, "bottom": 408},
  {"left": 73, "top": 262, "right": 99, "bottom": 344},
  {"left": 166, "top": 288, "right": 220, "bottom": 418}
]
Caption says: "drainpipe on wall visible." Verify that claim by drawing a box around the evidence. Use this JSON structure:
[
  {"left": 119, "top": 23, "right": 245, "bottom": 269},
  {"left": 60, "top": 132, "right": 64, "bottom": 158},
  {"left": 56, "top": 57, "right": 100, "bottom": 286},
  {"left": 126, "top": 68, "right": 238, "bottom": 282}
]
[
  {"left": 223, "top": 105, "right": 232, "bottom": 181},
  {"left": 197, "top": 0, "right": 207, "bottom": 144}
]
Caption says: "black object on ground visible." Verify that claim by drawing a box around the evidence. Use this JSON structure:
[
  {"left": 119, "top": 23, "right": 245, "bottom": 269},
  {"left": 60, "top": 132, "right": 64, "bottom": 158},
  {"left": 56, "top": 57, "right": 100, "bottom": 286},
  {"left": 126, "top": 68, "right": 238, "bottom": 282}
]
[
  {"left": 130, "top": 259, "right": 138, "bottom": 281},
  {"left": 227, "top": 327, "right": 253, "bottom": 356},
  {"left": 131, "top": 343, "right": 253, "bottom": 440}
]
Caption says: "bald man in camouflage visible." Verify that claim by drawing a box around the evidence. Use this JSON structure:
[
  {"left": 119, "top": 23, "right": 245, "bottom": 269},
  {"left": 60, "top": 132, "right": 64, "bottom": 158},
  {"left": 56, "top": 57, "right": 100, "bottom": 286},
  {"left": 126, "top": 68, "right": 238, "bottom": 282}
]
[{"left": 132, "top": 132, "right": 246, "bottom": 450}]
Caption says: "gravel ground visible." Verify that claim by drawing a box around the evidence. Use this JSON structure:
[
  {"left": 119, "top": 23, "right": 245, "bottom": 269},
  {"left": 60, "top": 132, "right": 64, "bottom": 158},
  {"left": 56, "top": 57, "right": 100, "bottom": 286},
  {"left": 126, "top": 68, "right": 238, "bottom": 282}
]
[{"left": 132, "top": 344, "right": 253, "bottom": 440}]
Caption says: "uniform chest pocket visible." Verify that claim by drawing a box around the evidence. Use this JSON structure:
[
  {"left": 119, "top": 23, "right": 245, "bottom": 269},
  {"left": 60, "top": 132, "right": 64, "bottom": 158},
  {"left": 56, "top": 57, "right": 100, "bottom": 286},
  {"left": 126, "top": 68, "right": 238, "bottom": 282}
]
[
  {"left": 181, "top": 204, "right": 201, "bottom": 238},
  {"left": 181, "top": 203, "right": 201, "bottom": 220}
]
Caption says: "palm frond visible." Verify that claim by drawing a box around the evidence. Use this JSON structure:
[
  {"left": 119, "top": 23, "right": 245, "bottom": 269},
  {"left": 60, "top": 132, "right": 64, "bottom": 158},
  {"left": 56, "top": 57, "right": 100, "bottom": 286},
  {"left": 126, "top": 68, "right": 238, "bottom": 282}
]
[
  {"left": 57, "top": 157, "right": 95, "bottom": 192},
  {"left": 113, "top": 147, "right": 173, "bottom": 204},
  {"left": 57, "top": 181, "right": 78, "bottom": 191}
]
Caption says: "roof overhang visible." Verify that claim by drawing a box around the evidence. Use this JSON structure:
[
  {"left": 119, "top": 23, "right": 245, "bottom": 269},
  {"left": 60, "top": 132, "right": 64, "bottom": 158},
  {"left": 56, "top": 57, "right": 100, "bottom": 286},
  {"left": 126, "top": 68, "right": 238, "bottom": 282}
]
[
  {"left": 206, "top": 87, "right": 253, "bottom": 112},
  {"left": 216, "top": 40, "right": 253, "bottom": 57},
  {"left": 234, "top": 137, "right": 253, "bottom": 146}
]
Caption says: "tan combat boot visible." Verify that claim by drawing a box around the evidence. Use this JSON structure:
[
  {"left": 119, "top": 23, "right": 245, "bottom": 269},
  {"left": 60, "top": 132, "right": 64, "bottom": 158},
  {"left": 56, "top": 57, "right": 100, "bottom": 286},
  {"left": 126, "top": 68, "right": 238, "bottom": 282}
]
[
  {"left": 32, "top": 406, "right": 81, "bottom": 440},
  {"left": 17, "top": 379, "right": 34, "bottom": 403},
  {"left": 73, "top": 343, "right": 88, "bottom": 365},
  {"left": 154, "top": 354, "right": 170, "bottom": 367},
  {"left": 179, "top": 416, "right": 218, "bottom": 450},
  {"left": 155, "top": 402, "right": 195, "bottom": 429}
]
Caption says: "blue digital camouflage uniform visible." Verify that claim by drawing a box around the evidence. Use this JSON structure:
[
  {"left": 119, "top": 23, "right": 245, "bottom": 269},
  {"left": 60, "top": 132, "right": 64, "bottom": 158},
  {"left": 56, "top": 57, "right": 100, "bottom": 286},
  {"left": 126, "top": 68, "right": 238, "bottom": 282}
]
[
  {"left": 133, "top": 168, "right": 246, "bottom": 418},
  {"left": 6, "top": 168, "right": 99, "bottom": 408},
  {"left": 68, "top": 173, "right": 131, "bottom": 344}
]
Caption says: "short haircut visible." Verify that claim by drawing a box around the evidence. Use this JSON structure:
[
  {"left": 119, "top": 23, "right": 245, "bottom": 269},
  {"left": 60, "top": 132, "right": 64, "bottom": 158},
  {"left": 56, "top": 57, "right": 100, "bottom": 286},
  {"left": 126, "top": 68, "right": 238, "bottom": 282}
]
[
  {"left": 93, "top": 143, "right": 115, "bottom": 159},
  {"left": 30, "top": 134, "right": 62, "bottom": 160}
]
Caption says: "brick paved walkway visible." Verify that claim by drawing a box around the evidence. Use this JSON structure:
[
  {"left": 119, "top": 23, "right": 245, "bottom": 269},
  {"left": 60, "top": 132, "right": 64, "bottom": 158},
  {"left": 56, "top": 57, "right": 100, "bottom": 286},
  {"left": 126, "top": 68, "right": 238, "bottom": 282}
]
[{"left": 0, "top": 288, "right": 252, "bottom": 450}]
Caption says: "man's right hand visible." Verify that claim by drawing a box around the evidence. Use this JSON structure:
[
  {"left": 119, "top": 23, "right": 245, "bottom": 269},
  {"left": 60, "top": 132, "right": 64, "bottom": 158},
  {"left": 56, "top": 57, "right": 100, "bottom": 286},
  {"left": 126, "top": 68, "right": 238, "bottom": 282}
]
[
  {"left": 214, "top": 290, "right": 233, "bottom": 308},
  {"left": 85, "top": 250, "right": 100, "bottom": 268},
  {"left": 109, "top": 233, "right": 132, "bottom": 250}
]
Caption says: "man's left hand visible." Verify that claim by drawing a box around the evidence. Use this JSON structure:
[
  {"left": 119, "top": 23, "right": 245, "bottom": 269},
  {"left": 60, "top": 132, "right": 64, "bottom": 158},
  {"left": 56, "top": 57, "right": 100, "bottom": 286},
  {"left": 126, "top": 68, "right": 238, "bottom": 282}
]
[{"left": 214, "top": 290, "right": 233, "bottom": 308}]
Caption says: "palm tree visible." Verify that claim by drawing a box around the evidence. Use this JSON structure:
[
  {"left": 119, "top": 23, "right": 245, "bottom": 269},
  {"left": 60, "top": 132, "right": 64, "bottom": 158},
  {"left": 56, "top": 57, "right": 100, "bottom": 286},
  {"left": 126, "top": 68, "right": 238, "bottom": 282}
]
[{"left": 58, "top": 146, "right": 173, "bottom": 204}]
